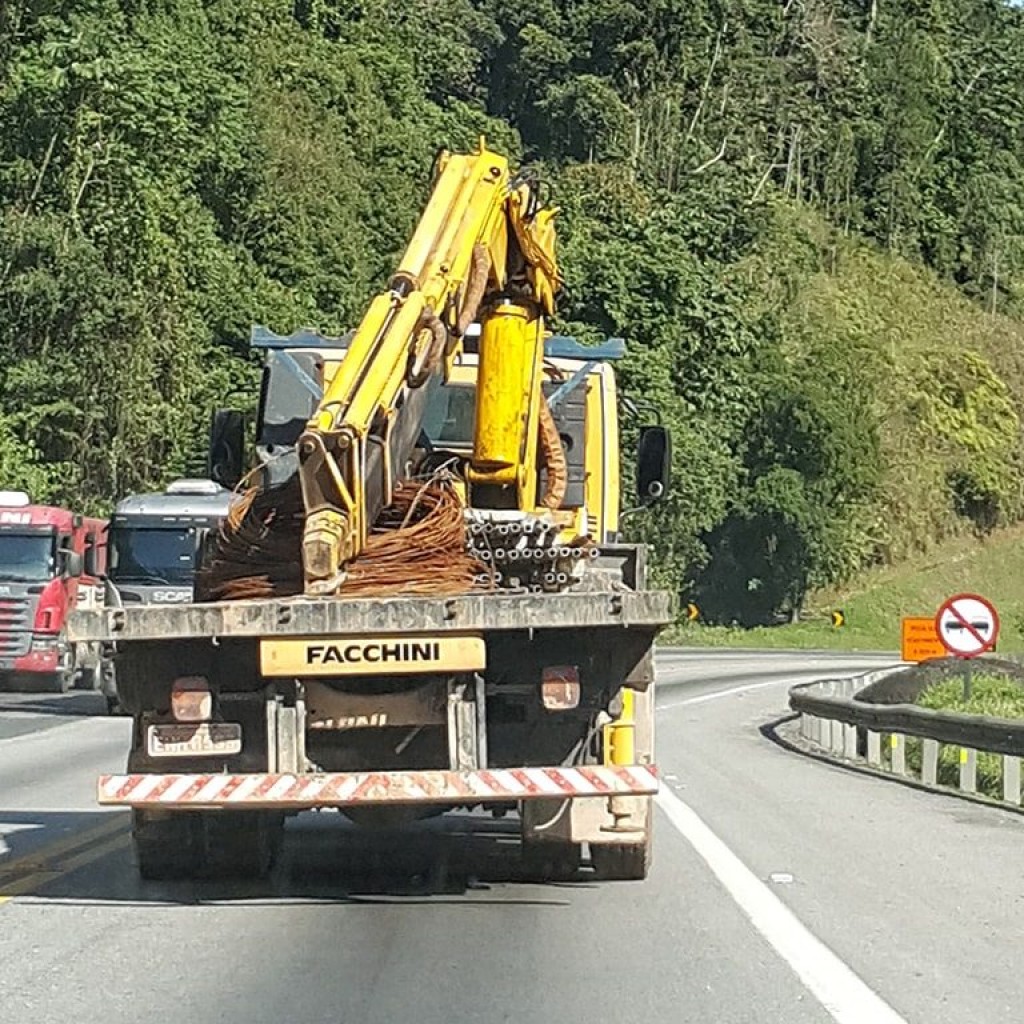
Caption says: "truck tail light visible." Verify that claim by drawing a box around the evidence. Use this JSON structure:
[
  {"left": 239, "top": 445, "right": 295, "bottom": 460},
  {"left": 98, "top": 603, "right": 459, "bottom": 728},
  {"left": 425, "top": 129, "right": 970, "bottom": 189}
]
[
  {"left": 171, "top": 676, "right": 212, "bottom": 722},
  {"left": 541, "top": 665, "right": 580, "bottom": 710}
]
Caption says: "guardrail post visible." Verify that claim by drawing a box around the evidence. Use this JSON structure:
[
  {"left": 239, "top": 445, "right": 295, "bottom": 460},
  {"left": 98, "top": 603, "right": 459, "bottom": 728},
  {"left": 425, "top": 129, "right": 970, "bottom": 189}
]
[
  {"left": 922, "top": 739, "right": 939, "bottom": 786},
  {"left": 959, "top": 748, "right": 977, "bottom": 794},
  {"left": 843, "top": 724, "right": 857, "bottom": 760},
  {"left": 891, "top": 734, "right": 906, "bottom": 776},
  {"left": 831, "top": 719, "right": 845, "bottom": 756},
  {"left": 867, "top": 731, "right": 881, "bottom": 767},
  {"left": 1004, "top": 757, "right": 1021, "bottom": 806}
]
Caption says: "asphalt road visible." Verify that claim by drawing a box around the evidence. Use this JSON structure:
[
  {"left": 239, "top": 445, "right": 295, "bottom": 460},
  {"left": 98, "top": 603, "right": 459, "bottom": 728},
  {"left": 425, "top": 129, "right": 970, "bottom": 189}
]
[{"left": 0, "top": 651, "right": 1021, "bottom": 1024}]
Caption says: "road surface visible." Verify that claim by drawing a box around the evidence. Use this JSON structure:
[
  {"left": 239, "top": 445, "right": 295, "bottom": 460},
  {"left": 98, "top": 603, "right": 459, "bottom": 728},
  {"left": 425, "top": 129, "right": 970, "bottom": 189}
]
[{"left": 0, "top": 651, "right": 1021, "bottom": 1024}]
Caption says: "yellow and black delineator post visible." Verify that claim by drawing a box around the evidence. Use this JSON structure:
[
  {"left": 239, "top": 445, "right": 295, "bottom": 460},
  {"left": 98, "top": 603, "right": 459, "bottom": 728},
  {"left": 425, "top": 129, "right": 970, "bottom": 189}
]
[{"left": 831, "top": 610, "right": 846, "bottom": 629}]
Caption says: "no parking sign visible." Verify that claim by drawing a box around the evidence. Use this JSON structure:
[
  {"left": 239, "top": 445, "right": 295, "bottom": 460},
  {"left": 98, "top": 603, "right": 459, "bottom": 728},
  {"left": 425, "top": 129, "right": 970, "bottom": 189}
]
[{"left": 934, "top": 593, "right": 999, "bottom": 658}]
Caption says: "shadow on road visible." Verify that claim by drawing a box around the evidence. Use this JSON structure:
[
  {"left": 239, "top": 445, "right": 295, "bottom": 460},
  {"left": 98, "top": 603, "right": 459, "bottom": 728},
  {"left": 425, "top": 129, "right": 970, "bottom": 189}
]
[
  {"left": 0, "top": 808, "right": 594, "bottom": 907},
  {"left": 0, "top": 691, "right": 109, "bottom": 718}
]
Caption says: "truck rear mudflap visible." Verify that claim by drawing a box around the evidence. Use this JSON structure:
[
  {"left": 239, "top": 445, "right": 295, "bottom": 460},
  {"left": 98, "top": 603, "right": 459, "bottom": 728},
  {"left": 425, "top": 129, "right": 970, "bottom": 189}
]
[{"left": 98, "top": 764, "right": 659, "bottom": 810}]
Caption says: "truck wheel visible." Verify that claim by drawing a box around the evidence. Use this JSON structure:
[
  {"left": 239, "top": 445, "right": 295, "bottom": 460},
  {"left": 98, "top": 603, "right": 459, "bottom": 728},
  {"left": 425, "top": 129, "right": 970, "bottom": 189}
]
[
  {"left": 590, "top": 832, "right": 652, "bottom": 881},
  {"left": 200, "top": 811, "right": 284, "bottom": 879},
  {"left": 133, "top": 810, "right": 204, "bottom": 881},
  {"left": 521, "top": 837, "right": 582, "bottom": 882},
  {"left": 40, "top": 669, "right": 74, "bottom": 694},
  {"left": 75, "top": 666, "right": 97, "bottom": 691}
]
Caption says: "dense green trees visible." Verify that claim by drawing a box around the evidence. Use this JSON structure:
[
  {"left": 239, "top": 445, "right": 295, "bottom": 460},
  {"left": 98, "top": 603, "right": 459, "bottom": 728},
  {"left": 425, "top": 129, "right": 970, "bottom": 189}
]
[{"left": 2, "top": 0, "right": 1024, "bottom": 621}]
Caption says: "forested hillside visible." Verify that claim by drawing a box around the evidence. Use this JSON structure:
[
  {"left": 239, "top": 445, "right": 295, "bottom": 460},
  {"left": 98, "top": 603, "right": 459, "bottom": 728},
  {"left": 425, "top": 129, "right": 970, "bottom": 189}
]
[{"left": 2, "top": 0, "right": 1024, "bottom": 623}]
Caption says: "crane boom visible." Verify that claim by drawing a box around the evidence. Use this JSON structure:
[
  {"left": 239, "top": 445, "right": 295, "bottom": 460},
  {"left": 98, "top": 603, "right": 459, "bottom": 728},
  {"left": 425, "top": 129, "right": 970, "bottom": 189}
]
[{"left": 296, "top": 141, "right": 561, "bottom": 593}]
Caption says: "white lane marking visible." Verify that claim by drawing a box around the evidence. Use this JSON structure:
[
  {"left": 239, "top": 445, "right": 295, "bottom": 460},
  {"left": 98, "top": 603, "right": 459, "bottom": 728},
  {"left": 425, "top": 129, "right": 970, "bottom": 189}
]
[
  {"left": 0, "top": 824, "right": 39, "bottom": 856},
  {"left": 657, "top": 789, "right": 908, "bottom": 1024},
  {"left": 657, "top": 677, "right": 791, "bottom": 710}
]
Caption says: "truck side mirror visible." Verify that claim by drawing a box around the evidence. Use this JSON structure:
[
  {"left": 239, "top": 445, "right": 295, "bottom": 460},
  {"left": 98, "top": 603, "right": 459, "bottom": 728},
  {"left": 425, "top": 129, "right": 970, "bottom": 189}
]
[
  {"left": 63, "top": 549, "right": 85, "bottom": 578},
  {"left": 637, "top": 425, "right": 671, "bottom": 505},
  {"left": 208, "top": 409, "right": 246, "bottom": 489}
]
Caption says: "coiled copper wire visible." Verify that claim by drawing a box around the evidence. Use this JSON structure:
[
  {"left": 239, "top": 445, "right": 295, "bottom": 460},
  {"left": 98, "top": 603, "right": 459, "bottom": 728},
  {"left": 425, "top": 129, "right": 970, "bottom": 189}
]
[{"left": 196, "top": 476, "right": 492, "bottom": 602}]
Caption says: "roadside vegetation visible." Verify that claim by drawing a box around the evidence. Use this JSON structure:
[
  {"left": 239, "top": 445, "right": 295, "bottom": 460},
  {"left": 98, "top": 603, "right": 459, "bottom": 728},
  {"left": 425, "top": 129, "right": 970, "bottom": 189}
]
[
  {"left": 916, "top": 673, "right": 1024, "bottom": 719},
  {"left": 668, "top": 522, "right": 1024, "bottom": 652},
  {"left": 2, "top": 0, "right": 1024, "bottom": 626},
  {"left": 904, "top": 673, "right": 1024, "bottom": 799}
]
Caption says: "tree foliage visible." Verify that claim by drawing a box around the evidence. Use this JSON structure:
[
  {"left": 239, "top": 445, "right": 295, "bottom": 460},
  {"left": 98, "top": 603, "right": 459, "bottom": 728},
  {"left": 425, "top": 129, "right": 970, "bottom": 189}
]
[{"left": 3, "top": 0, "right": 1024, "bottom": 618}]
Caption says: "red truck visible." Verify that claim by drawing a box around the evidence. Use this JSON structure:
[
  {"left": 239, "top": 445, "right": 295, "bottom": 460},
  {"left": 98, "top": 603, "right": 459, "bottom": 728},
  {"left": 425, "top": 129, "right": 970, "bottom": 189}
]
[{"left": 0, "top": 490, "right": 107, "bottom": 692}]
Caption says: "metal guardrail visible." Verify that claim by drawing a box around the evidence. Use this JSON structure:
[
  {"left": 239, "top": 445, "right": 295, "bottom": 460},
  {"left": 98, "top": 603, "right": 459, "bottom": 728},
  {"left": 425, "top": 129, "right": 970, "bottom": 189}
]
[{"left": 789, "top": 668, "right": 1024, "bottom": 808}]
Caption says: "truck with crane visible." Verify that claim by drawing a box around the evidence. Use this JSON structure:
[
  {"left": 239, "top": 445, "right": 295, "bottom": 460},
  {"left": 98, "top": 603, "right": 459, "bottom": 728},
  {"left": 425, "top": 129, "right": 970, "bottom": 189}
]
[{"left": 69, "top": 142, "right": 675, "bottom": 882}]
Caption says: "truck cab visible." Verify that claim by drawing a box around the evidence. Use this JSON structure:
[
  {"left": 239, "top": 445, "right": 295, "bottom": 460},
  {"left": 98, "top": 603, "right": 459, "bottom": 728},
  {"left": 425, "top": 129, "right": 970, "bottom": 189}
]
[
  {"left": 107, "top": 479, "right": 236, "bottom": 606},
  {"left": 0, "top": 490, "right": 106, "bottom": 692},
  {"left": 101, "top": 480, "right": 235, "bottom": 712}
]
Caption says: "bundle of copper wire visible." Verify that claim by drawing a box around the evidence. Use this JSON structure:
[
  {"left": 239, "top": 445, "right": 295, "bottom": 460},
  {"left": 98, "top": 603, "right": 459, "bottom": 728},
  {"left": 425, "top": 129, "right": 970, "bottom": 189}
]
[{"left": 196, "top": 476, "right": 492, "bottom": 602}]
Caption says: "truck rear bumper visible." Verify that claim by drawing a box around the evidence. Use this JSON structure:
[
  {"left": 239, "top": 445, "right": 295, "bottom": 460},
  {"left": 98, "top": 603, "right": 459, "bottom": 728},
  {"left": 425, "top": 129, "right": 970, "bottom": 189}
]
[{"left": 98, "top": 765, "right": 659, "bottom": 810}]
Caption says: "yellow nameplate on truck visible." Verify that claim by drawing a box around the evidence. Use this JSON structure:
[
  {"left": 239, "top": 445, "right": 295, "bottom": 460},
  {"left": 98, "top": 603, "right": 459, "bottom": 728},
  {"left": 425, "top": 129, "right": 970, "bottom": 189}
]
[{"left": 260, "top": 634, "right": 487, "bottom": 676}]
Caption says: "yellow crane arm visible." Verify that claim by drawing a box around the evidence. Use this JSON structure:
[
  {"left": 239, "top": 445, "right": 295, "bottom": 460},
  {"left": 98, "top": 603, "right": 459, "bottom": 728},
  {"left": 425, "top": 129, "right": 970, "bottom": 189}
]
[{"left": 296, "top": 142, "right": 561, "bottom": 592}]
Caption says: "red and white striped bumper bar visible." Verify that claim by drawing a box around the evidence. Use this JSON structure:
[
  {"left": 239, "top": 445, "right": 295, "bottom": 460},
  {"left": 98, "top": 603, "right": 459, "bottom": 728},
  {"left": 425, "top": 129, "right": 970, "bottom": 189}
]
[{"left": 98, "top": 765, "right": 659, "bottom": 809}]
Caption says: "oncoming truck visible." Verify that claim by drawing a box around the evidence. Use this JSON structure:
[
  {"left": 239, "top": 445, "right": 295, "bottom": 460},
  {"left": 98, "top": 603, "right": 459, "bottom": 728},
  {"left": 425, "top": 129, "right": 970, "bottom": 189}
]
[
  {"left": 69, "top": 143, "right": 675, "bottom": 882},
  {"left": 0, "top": 491, "right": 106, "bottom": 692},
  {"left": 107, "top": 479, "right": 236, "bottom": 607},
  {"left": 100, "top": 479, "right": 235, "bottom": 712}
]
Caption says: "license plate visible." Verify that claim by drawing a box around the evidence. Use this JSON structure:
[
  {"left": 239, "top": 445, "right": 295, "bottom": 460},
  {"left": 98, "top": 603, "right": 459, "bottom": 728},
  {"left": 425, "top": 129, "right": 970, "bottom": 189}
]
[{"left": 147, "top": 723, "right": 242, "bottom": 758}]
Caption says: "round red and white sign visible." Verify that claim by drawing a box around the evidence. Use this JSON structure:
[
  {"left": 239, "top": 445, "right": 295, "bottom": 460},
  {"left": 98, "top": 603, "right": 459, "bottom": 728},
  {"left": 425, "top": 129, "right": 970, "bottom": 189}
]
[{"left": 934, "top": 593, "right": 999, "bottom": 658}]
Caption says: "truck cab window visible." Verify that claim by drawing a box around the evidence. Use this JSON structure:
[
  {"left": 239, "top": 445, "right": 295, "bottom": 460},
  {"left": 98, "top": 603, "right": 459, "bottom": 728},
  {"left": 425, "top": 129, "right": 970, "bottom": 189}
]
[
  {"left": 422, "top": 385, "right": 475, "bottom": 447},
  {"left": 109, "top": 528, "right": 197, "bottom": 586},
  {"left": 0, "top": 531, "right": 56, "bottom": 582}
]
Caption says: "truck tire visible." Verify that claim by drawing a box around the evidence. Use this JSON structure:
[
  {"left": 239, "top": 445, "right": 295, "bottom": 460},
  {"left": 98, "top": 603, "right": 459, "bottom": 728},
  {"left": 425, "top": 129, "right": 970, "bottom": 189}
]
[
  {"left": 521, "top": 836, "right": 582, "bottom": 882},
  {"left": 133, "top": 810, "right": 204, "bottom": 881},
  {"left": 200, "top": 811, "right": 284, "bottom": 879},
  {"left": 590, "top": 831, "right": 652, "bottom": 882},
  {"left": 133, "top": 810, "right": 284, "bottom": 881}
]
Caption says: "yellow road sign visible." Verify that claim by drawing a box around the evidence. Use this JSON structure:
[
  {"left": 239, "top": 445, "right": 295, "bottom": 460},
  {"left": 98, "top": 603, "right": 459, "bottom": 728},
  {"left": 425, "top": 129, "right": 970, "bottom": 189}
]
[{"left": 901, "top": 617, "right": 945, "bottom": 663}]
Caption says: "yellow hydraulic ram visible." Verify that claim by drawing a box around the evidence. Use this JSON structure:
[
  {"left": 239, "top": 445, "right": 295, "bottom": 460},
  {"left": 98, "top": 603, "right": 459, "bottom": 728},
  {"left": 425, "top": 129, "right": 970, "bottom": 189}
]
[{"left": 296, "top": 141, "right": 561, "bottom": 592}]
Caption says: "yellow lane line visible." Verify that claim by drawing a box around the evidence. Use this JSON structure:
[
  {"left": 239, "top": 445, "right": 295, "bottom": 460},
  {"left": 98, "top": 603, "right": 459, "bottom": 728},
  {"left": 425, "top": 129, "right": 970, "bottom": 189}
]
[
  {"left": 0, "top": 815, "right": 128, "bottom": 888},
  {"left": 0, "top": 831, "right": 130, "bottom": 900}
]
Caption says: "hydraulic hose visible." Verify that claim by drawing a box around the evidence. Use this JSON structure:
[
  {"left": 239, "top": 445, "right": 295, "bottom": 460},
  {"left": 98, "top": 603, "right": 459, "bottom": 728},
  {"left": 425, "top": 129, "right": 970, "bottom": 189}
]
[{"left": 538, "top": 397, "right": 567, "bottom": 510}]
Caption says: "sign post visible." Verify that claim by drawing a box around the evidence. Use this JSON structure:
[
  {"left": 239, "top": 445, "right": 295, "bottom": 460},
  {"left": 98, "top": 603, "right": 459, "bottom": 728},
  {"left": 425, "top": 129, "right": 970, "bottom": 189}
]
[{"left": 934, "top": 593, "right": 999, "bottom": 701}]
